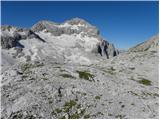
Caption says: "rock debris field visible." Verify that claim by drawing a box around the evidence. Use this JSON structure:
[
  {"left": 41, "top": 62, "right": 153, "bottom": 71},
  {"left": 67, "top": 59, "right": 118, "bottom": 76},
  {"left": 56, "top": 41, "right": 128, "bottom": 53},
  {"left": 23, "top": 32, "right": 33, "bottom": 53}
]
[{"left": 1, "top": 18, "right": 159, "bottom": 119}]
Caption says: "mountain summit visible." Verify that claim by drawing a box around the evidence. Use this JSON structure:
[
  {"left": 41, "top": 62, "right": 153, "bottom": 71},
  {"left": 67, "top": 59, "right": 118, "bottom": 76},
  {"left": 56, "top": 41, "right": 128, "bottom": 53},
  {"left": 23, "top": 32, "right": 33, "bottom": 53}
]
[{"left": 1, "top": 18, "right": 119, "bottom": 66}]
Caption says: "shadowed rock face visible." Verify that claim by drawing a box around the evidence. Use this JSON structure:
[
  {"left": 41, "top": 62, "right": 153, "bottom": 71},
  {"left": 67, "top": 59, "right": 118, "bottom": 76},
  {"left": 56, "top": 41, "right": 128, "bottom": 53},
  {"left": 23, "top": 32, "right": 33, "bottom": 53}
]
[
  {"left": 1, "top": 36, "right": 17, "bottom": 49},
  {"left": 1, "top": 26, "right": 45, "bottom": 49}
]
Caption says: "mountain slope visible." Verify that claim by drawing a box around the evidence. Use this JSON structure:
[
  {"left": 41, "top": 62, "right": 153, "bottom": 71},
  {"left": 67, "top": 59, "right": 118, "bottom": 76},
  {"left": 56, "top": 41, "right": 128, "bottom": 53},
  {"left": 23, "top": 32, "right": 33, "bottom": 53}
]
[
  {"left": 128, "top": 34, "right": 159, "bottom": 52},
  {"left": 1, "top": 19, "right": 158, "bottom": 119},
  {"left": 1, "top": 18, "right": 119, "bottom": 67},
  {"left": 1, "top": 43, "right": 158, "bottom": 119}
]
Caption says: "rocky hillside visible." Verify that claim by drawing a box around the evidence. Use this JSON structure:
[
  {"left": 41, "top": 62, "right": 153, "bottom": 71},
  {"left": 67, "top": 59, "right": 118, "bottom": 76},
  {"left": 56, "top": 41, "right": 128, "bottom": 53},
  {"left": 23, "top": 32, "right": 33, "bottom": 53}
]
[
  {"left": 1, "top": 19, "right": 158, "bottom": 119},
  {"left": 1, "top": 18, "right": 119, "bottom": 67},
  {"left": 128, "top": 34, "right": 159, "bottom": 52}
]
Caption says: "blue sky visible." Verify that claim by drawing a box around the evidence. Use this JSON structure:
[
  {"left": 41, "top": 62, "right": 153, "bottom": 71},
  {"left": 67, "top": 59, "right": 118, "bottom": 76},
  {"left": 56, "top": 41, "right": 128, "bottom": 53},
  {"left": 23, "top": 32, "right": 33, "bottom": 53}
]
[{"left": 1, "top": 1, "right": 159, "bottom": 49}]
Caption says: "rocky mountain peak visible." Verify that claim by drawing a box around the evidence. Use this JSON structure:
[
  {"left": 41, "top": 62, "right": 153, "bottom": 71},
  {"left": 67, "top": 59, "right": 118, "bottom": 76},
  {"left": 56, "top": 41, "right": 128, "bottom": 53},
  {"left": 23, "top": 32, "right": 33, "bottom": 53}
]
[
  {"left": 1, "top": 18, "right": 119, "bottom": 66},
  {"left": 31, "top": 20, "right": 59, "bottom": 32},
  {"left": 64, "top": 17, "right": 90, "bottom": 26},
  {"left": 31, "top": 18, "right": 100, "bottom": 37}
]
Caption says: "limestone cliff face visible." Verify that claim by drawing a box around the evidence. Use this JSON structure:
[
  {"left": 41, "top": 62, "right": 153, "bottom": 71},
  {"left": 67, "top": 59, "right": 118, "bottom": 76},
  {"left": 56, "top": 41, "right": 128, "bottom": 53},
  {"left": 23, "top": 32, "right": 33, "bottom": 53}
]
[
  {"left": 31, "top": 18, "right": 119, "bottom": 58},
  {"left": 1, "top": 18, "right": 119, "bottom": 64}
]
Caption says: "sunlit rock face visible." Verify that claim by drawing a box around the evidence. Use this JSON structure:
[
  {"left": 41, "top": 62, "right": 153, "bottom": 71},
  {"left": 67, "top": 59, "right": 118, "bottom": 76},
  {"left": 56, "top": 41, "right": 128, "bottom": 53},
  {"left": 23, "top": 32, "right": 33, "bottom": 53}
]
[
  {"left": 1, "top": 18, "right": 119, "bottom": 65},
  {"left": 128, "top": 34, "right": 159, "bottom": 52},
  {"left": 0, "top": 18, "right": 158, "bottom": 119}
]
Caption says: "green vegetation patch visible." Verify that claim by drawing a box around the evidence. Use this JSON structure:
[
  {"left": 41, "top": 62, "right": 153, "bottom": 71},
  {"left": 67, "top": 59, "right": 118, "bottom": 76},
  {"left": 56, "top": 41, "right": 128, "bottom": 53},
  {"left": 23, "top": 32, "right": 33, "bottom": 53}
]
[
  {"left": 95, "top": 96, "right": 101, "bottom": 100},
  {"left": 76, "top": 70, "right": 94, "bottom": 81},
  {"left": 61, "top": 100, "right": 87, "bottom": 119},
  {"left": 41, "top": 77, "right": 48, "bottom": 80},
  {"left": 84, "top": 114, "right": 90, "bottom": 119},
  {"left": 10, "top": 111, "right": 23, "bottom": 119},
  {"left": 63, "top": 100, "right": 77, "bottom": 112},
  {"left": 138, "top": 78, "right": 151, "bottom": 86},
  {"left": 70, "top": 112, "right": 80, "bottom": 119},
  {"left": 21, "top": 62, "right": 44, "bottom": 73},
  {"left": 115, "top": 114, "right": 126, "bottom": 119},
  {"left": 59, "top": 116, "right": 66, "bottom": 119},
  {"left": 128, "top": 91, "right": 139, "bottom": 96},
  {"left": 55, "top": 108, "right": 62, "bottom": 113},
  {"left": 60, "top": 74, "right": 76, "bottom": 79}
]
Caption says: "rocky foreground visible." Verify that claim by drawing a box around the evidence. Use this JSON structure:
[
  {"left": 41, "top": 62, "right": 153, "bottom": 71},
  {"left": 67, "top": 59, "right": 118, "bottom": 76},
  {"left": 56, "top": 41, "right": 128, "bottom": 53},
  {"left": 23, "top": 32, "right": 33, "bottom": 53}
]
[{"left": 1, "top": 18, "right": 159, "bottom": 119}]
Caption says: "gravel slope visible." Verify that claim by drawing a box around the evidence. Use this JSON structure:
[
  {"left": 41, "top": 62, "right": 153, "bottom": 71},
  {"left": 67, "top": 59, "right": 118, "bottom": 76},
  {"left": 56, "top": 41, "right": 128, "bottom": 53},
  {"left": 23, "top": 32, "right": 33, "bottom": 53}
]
[{"left": 1, "top": 50, "right": 158, "bottom": 119}]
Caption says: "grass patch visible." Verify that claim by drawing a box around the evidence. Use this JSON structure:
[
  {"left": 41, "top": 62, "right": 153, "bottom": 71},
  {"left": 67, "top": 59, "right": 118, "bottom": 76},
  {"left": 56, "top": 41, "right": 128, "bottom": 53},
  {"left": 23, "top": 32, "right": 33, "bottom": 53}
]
[
  {"left": 21, "top": 62, "right": 44, "bottom": 73},
  {"left": 64, "top": 100, "right": 77, "bottom": 107},
  {"left": 128, "top": 91, "right": 139, "bottom": 96},
  {"left": 108, "top": 113, "right": 113, "bottom": 116},
  {"left": 70, "top": 112, "right": 80, "bottom": 119},
  {"left": 129, "top": 67, "right": 135, "bottom": 70},
  {"left": 77, "top": 104, "right": 81, "bottom": 109},
  {"left": 142, "top": 92, "right": 159, "bottom": 98},
  {"left": 60, "top": 74, "right": 75, "bottom": 79},
  {"left": 138, "top": 78, "right": 151, "bottom": 86},
  {"left": 63, "top": 100, "right": 77, "bottom": 112},
  {"left": 55, "top": 108, "right": 62, "bottom": 113},
  {"left": 115, "top": 114, "right": 126, "bottom": 119},
  {"left": 97, "top": 112, "right": 104, "bottom": 115},
  {"left": 153, "top": 93, "right": 159, "bottom": 97},
  {"left": 60, "top": 69, "right": 66, "bottom": 72},
  {"left": 76, "top": 70, "right": 94, "bottom": 81},
  {"left": 82, "top": 93, "right": 87, "bottom": 96},
  {"left": 59, "top": 116, "right": 66, "bottom": 119},
  {"left": 84, "top": 114, "right": 90, "bottom": 119},
  {"left": 95, "top": 96, "right": 101, "bottom": 100},
  {"left": 10, "top": 111, "right": 23, "bottom": 119},
  {"left": 22, "top": 75, "right": 28, "bottom": 79},
  {"left": 41, "top": 77, "right": 48, "bottom": 80}
]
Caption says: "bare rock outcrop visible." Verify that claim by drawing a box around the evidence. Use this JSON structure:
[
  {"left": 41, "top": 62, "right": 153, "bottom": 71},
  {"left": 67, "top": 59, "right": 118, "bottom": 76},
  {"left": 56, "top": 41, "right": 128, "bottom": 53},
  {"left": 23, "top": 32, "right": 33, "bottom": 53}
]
[
  {"left": 1, "top": 18, "right": 119, "bottom": 63},
  {"left": 128, "top": 34, "right": 159, "bottom": 52},
  {"left": 31, "top": 18, "right": 118, "bottom": 58},
  {"left": 1, "top": 25, "right": 45, "bottom": 49}
]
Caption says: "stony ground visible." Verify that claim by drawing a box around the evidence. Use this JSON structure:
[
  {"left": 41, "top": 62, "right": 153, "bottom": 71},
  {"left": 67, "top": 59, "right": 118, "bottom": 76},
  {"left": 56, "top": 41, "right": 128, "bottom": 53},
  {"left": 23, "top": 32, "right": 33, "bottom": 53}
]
[{"left": 1, "top": 50, "right": 159, "bottom": 119}]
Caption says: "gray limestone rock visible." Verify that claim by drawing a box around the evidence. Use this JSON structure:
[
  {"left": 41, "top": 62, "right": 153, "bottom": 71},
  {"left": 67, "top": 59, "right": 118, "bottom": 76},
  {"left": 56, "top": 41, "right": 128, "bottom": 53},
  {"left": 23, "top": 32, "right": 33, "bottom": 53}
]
[
  {"left": 129, "top": 35, "right": 159, "bottom": 52},
  {"left": 1, "top": 36, "right": 17, "bottom": 49}
]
